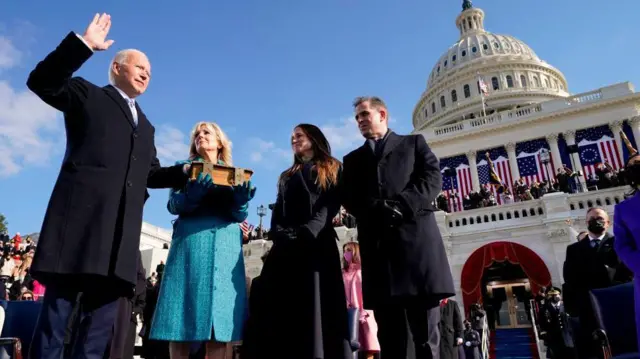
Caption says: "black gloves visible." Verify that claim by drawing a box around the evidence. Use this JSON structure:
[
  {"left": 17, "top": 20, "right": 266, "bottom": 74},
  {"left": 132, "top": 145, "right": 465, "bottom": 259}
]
[
  {"left": 273, "top": 225, "right": 314, "bottom": 243},
  {"left": 372, "top": 199, "right": 405, "bottom": 227}
]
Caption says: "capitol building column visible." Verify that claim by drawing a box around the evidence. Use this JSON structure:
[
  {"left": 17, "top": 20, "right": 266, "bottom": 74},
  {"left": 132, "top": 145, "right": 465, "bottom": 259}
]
[
  {"left": 629, "top": 116, "right": 640, "bottom": 151},
  {"left": 545, "top": 134, "right": 563, "bottom": 172},
  {"left": 564, "top": 130, "right": 588, "bottom": 189},
  {"left": 609, "top": 121, "right": 624, "bottom": 165},
  {"left": 466, "top": 151, "right": 481, "bottom": 192},
  {"left": 505, "top": 142, "right": 520, "bottom": 180}
]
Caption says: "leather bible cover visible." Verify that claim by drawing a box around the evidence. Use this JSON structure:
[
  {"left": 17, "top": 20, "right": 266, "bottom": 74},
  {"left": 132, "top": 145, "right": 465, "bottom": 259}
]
[{"left": 189, "top": 161, "right": 253, "bottom": 187}]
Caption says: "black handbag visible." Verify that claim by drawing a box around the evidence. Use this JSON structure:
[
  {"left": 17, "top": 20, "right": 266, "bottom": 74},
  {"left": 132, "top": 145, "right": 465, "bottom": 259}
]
[{"left": 347, "top": 307, "right": 361, "bottom": 351}]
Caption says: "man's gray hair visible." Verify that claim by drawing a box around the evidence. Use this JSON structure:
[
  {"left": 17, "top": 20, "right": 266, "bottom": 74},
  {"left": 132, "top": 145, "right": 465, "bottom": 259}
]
[{"left": 108, "top": 49, "right": 144, "bottom": 85}]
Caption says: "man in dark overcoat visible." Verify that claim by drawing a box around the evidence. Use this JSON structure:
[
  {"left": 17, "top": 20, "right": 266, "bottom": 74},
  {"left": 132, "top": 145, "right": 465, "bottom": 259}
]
[
  {"left": 563, "top": 207, "right": 632, "bottom": 357},
  {"left": 26, "top": 14, "right": 188, "bottom": 359},
  {"left": 341, "top": 96, "right": 455, "bottom": 359},
  {"left": 439, "top": 298, "right": 464, "bottom": 359}
]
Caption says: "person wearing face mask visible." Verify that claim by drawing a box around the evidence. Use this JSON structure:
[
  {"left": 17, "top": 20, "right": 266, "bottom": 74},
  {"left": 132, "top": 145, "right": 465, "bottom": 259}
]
[
  {"left": 461, "top": 321, "right": 480, "bottom": 359},
  {"left": 341, "top": 242, "right": 380, "bottom": 359},
  {"left": 613, "top": 140, "right": 640, "bottom": 351},
  {"left": 563, "top": 207, "right": 632, "bottom": 357},
  {"left": 539, "top": 288, "right": 576, "bottom": 359}
]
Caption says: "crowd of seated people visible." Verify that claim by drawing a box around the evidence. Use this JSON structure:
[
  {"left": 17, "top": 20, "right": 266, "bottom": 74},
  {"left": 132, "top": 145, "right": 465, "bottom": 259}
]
[
  {"left": 436, "top": 163, "right": 629, "bottom": 212},
  {"left": 585, "top": 161, "right": 628, "bottom": 190},
  {"left": 0, "top": 233, "right": 43, "bottom": 301}
]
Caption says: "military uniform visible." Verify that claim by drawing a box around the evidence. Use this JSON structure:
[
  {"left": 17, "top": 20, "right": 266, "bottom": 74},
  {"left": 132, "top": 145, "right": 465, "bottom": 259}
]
[{"left": 539, "top": 289, "right": 577, "bottom": 359}]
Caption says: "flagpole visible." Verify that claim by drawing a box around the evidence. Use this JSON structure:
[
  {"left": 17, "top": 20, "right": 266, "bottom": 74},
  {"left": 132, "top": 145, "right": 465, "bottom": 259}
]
[
  {"left": 477, "top": 72, "right": 487, "bottom": 118},
  {"left": 476, "top": 71, "right": 487, "bottom": 117}
]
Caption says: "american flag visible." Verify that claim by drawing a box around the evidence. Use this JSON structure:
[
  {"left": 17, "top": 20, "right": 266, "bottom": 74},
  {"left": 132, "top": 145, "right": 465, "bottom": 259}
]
[
  {"left": 576, "top": 125, "right": 622, "bottom": 176},
  {"left": 478, "top": 77, "right": 489, "bottom": 95},
  {"left": 477, "top": 148, "right": 513, "bottom": 204},
  {"left": 516, "top": 139, "right": 556, "bottom": 186},
  {"left": 240, "top": 220, "right": 254, "bottom": 236},
  {"left": 440, "top": 155, "right": 472, "bottom": 212}
]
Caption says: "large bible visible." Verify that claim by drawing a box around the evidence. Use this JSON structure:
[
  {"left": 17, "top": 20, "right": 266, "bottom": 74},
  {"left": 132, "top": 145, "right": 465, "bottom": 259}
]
[{"left": 189, "top": 161, "right": 254, "bottom": 187}]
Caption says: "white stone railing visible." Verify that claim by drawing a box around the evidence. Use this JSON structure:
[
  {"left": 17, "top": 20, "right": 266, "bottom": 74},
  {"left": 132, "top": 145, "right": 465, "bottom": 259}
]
[
  {"left": 419, "top": 82, "right": 634, "bottom": 141},
  {"left": 140, "top": 221, "right": 172, "bottom": 249},
  {"left": 565, "top": 89, "right": 602, "bottom": 105},
  {"left": 418, "top": 86, "right": 568, "bottom": 129},
  {"left": 567, "top": 187, "right": 628, "bottom": 213},
  {"left": 443, "top": 197, "right": 547, "bottom": 234},
  {"left": 440, "top": 186, "right": 629, "bottom": 235}
]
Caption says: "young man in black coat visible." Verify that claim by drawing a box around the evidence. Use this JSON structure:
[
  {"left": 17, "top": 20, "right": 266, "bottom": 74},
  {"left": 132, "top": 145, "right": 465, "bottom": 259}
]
[
  {"left": 341, "top": 96, "right": 455, "bottom": 359},
  {"left": 26, "top": 14, "right": 189, "bottom": 359}
]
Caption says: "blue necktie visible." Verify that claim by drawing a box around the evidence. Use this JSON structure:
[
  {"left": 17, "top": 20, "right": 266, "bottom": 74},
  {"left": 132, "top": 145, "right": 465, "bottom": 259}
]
[{"left": 128, "top": 99, "right": 138, "bottom": 126}]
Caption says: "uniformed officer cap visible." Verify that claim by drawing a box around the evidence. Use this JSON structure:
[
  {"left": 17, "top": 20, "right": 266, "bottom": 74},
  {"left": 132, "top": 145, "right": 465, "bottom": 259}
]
[{"left": 547, "top": 288, "right": 561, "bottom": 296}]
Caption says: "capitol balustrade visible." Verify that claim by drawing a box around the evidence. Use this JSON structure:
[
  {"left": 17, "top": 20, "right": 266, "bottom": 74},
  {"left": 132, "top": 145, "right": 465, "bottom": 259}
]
[
  {"left": 423, "top": 82, "right": 633, "bottom": 141},
  {"left": 423, "top": 86, "right": 561, "bottom": 130},
  {"left": 440, "top": 186, "right": 629, "bottom": 235}
]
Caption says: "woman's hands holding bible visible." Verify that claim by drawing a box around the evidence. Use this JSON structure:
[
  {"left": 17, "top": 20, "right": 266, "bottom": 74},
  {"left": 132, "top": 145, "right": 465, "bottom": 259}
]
[
  {"left": 185, "top": 173, "right": 214, "bottom": 202},
  {"left": 232, "top": 181, "right": 256, "bottom": 205}
]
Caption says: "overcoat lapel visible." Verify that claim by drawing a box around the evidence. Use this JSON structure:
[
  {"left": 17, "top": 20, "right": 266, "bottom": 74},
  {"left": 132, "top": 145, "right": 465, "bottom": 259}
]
[
  {"left": 380, "top": 132, "right": 402, "bottom": 160},
  {"left": 104, "top": 85, "right": 137, "bottom": 129}
]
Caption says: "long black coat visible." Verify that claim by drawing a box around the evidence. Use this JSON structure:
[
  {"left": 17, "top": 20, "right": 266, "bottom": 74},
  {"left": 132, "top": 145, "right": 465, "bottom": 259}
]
[
  {"left": 439, "top": 300, "right": 464, "bottom": 359},
  {"left": 562, "top": 234, "right": 632, "bottom": 317},
  {"left": 26, "top": 33, "right": 186, "bottom": 289},
  {"left": 242, "top": 163, "right": 351, "bottom": 359},
  {"left": 341, "top": 131, "right": 455, "bottom": 308},
  {"left": 462, "top": 329, "right": 481, "bottom": 359}
]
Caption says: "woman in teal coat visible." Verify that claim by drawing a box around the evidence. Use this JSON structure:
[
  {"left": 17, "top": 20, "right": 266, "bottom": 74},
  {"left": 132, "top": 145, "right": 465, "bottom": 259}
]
[{"left": 150, "top": 121, "right": 256, "bottom": 359}]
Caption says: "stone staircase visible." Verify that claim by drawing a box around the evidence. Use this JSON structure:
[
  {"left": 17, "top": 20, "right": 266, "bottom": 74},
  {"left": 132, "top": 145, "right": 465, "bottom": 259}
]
[{"left": 243, "top": 226, "right": 357, "bottom": 279}]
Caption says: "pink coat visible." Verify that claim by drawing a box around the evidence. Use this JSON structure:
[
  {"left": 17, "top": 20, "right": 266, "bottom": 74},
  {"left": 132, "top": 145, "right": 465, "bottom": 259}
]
[{"left": 343, "top": 267, "right": 380, "bottom": 352}]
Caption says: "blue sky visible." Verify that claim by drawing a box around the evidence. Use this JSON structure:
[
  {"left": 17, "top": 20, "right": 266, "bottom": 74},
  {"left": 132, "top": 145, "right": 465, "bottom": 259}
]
[{"left": 2, "top": 0, "right": 640, "bottom": 235}]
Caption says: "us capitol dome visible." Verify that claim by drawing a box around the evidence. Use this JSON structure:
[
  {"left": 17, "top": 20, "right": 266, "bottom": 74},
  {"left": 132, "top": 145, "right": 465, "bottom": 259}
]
[
  {"left": 413, "top": 0, "right": 568, "bottom": 131},
  {"left": 407, "top": 0, "right": 640, "bottom": 346}
]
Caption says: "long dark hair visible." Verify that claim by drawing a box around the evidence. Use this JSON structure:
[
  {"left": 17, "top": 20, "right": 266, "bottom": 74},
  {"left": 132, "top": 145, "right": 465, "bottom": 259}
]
[{"left": 281, "top": 124, "right": 341, "bottom": 191}]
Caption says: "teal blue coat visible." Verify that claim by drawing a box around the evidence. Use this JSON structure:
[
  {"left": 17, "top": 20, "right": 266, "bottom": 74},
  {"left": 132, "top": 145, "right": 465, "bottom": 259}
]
[{"left": 150, "top": 159, "right": 249, "bottom": 342}]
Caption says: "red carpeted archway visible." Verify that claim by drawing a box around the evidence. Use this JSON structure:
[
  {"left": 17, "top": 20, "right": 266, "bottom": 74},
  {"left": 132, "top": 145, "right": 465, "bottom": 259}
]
[{"left": 460, "top": 241, "right": 552, "bottom": 314}]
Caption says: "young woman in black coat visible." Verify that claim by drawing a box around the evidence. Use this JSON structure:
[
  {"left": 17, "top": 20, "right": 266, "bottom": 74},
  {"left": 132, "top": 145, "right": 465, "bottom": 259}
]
[{"left": 242, "top": 124, "right": 351, "bottom": 359}]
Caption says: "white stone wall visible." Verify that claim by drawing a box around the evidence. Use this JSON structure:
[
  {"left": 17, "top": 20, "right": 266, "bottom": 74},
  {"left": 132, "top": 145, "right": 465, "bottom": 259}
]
[
  {"left": 440, "top": 187, "right": 626, "bottom": 308},
  {"left": 140, "top": 186, "right": 629, "bottom": 315}
]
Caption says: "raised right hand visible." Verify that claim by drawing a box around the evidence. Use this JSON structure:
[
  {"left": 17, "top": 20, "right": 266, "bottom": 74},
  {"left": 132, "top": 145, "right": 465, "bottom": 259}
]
[{"left": 82, "top": 13, "right": 114, "bottom": 51}]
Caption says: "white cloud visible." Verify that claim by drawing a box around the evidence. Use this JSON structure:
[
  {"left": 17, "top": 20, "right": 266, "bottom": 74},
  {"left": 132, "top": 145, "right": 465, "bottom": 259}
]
[
  {"left": 155, "top": 125, "right": 190, "bottom": 165},
  {"left": 320, "top": 117, "right": 363, "bottom": 155},
  {"left": 0, "top": 33, "right": 63, "bottom": 177},
  {"left": 0, "top": 35, "right": 62, "bottom": 177},
  {"left": 0, "top": 36, "right": 20, "bottom": 71},
  {"left": 247, "top": 137, "right": 290, "bottom": 168},
  {"left": 0, "top": 81, "right": 61, "bottom": 176}
]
